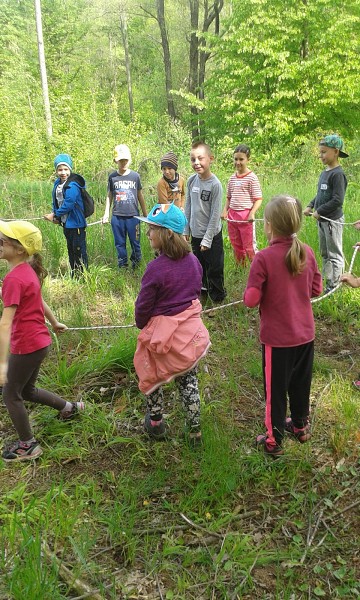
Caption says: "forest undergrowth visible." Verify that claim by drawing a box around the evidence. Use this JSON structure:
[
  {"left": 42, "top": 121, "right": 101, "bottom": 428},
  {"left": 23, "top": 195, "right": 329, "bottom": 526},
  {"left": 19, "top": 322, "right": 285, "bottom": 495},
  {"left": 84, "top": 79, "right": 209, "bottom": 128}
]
[{"left": 0, "top": 173, "right": 359, "bottom": 599}]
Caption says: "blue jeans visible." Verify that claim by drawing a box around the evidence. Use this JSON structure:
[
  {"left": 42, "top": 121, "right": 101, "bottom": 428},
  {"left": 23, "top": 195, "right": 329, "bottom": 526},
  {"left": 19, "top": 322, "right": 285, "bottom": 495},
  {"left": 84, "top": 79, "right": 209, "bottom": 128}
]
[
  {"left": 111, "top": 215, "right": 141, "bottom": 268},
  {"left": 63, "top": 227, "right": 88, "bottom": 277}
]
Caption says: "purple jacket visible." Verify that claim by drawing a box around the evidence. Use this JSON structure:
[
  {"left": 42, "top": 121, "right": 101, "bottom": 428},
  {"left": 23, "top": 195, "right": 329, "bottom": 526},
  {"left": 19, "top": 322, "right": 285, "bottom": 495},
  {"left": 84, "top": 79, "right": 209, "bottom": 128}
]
[{"left": 135, "top": 253, "right": 203, "bottom": 329}]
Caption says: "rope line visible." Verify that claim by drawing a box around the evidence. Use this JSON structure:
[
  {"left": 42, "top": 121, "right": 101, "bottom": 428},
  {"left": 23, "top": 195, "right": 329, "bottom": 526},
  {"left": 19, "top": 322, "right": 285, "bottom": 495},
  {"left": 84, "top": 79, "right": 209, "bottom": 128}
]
[
  {"left": 62, "top": 246, "right": 358, "bottom": 331},
  {"left": 305, "top": 213, "right": 357, "bottom": 226}
]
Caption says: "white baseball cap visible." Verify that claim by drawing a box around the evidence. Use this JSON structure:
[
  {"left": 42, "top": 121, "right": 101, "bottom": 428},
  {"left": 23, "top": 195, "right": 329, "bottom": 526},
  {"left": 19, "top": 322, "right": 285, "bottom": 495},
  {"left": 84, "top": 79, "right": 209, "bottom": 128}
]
[{"left": 114, "top": 144, "right": 131, "bottom": 163}]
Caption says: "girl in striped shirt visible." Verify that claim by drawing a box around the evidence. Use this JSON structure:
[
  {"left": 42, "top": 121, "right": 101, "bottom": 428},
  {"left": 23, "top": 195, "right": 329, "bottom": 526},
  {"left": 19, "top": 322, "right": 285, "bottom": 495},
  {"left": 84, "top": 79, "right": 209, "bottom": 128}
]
[{"left": 222, "top": 145, "right": 262, "bottom": 264}]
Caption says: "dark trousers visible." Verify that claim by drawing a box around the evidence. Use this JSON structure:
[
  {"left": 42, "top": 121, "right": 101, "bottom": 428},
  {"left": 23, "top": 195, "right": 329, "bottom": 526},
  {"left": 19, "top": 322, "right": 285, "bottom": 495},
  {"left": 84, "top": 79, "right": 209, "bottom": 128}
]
[
  {"left": 63, "top": 227, "right": 88, "bottom": 277},
  {"left": 191, "top": 230, "right": 226, "bottom": 302},
  {"left": 111, "top": 215, "right": 141, "bottom": 268},
  {"left": 262, "top": 341, "right": 314, "bottom": 446},
  {"left": 3, "top": 346, "right": 66, "bottom": 440}
]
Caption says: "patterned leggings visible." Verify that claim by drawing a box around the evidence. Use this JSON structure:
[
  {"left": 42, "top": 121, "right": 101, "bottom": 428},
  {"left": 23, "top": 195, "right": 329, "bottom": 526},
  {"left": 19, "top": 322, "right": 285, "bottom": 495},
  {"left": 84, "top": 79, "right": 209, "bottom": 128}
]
[{"left": 146, "top": 368, "right": 200, "bottom": 432}]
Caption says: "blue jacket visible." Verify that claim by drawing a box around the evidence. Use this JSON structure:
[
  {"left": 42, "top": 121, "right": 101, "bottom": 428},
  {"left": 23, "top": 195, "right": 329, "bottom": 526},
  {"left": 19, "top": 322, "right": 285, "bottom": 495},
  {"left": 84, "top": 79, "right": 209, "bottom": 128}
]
[{"left": 52, "top": 173, "right": 87, "bottom": 229}]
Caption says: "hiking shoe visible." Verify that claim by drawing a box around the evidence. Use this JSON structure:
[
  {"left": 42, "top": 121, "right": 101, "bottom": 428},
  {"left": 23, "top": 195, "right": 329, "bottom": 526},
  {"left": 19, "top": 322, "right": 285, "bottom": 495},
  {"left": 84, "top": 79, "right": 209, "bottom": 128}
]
[
  {"left": 285, "top": 418, "right": 311, "bottom": 443},
  {"left": 58, "top": 401, "right": 85, "bottom": 421},
  {"left": 256, "top": 435, "right": 284, "bottom": 458},
  {"left": 2, "top": 440, "right": 43, "bottom": 462},
  {"left": 144, "top": 413, "right": 167, "bottom": 440},
  {"left": 353, "top": 379, "right": 360, "bottom": 391}
]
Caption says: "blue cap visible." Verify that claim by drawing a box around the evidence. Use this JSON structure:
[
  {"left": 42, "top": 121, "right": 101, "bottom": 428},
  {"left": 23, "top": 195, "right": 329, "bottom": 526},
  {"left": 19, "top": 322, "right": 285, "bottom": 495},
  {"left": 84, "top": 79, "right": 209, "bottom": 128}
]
[
  {"left": 135, "top": 203, "right": 187, "bottom": 234},
  {"left": 54, "top": 153, "right": 73, "bottom": 170}
]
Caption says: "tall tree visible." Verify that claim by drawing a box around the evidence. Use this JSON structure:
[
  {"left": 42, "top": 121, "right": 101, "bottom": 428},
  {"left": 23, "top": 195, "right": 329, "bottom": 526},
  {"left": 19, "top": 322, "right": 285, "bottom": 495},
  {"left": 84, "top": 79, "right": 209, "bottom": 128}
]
[
  {"left": 34, "top": 0, "right": 52, "bottom": 139},
  {"left": 205, "top": 0, "right": 360, "bottom": 149},
  {"left": 156, "top": 0, "right": 176, "bottom": 120},
  {"left": 140, "top": 0, "right": 176, "bottom": 120},
  {"left": 119, "top": 4, "right": 134, "bottom": 120},
  {"left": 188, "top": 0, "right": 224, "bottom": 140}
]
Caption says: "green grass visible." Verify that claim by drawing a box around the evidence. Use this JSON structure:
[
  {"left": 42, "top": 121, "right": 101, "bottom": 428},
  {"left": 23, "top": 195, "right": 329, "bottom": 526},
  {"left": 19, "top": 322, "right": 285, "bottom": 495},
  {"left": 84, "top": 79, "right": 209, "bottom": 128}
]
[{"left": 0, "top": 172, "right": 359, "bottom": 599}]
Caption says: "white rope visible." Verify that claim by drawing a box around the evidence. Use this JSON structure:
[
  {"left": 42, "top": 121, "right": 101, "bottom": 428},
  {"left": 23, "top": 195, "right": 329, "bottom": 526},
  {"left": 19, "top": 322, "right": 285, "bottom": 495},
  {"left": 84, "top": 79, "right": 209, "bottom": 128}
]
[
  {"left": 66, "top": 323, "right": 135, "bottom": 331},
  {"left": 224, "top": 217, "right": 263, "bottom": 224},
  {"left": 2, "top": 217, "right": 45, "bottom": 222},
  {"left": 86, "top": 220, "right": 103, "bottom": 227},
  {"left": 63, "top": 246, "right": 358, "bottom": 330},
  {"left": 224, "top": 214, "right": 357, "bottom": 226},
  {"left": 305, "top": 213, "right": 357, "bottom": 226},
  {"left": 311, "top": 245, "right": 358, "bottom": 304}
]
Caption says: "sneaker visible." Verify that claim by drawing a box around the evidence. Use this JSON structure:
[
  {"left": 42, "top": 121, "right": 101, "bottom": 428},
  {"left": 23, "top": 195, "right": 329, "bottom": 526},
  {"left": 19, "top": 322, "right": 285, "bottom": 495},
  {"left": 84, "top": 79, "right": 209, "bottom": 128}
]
[
  {"left": 353, "top": 379, "right": 360, "bottom": 391},
  {"left": 2, "top": 440, "right": 43, "bottom": 462},
  {"left": 144, "top": 413, "right": 167, "bottom": 440},
  {"left": 58, "top": 401, "right": 85, "bottom": 421},
  {"left": 285, "top": 418, "right": 311, "bottom": 443},
  {"left": 255, "top": 434, "right": 284, "bottom": 458}
]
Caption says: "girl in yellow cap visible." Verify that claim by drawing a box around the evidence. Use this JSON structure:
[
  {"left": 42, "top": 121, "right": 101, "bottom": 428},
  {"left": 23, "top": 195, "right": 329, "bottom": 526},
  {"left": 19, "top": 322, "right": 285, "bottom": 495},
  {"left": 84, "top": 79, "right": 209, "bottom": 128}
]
[{"left": 0, "top": 220, "right": 84, "bottom": 462}]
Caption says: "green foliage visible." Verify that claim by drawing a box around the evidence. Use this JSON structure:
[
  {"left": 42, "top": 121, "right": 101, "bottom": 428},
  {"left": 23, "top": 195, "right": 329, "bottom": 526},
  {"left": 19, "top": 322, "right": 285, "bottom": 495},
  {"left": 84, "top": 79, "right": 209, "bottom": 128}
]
[{"left": 205, "top": 0, "right": 360, "bottom": 151}]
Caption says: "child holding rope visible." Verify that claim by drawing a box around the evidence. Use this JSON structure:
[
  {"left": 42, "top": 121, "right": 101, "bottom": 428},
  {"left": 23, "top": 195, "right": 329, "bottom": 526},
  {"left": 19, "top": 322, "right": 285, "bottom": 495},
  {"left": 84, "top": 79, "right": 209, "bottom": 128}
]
[
  {"left": 244, "top": 196, "right": 322, "bottom": 457},
  {"left": 44, "top": 153, "right": 89, "bottom": 278},
  {"left": 134, "top": 203, "right": 210, "bottom": 444},
  {"left": 222, "top": 144, "right": 262, "bottom": 264},
  {"left": 304, "top": 134, "right": 348, "bottom": 293},
  {"left": 0, "top": 221, "right": 84, "bottom": 462},
  {"left": 102, "top": 144, "right": 147, "bottom": 270},
  {"left": 341, "top": 232, "right": 360, "bottom": 391}
]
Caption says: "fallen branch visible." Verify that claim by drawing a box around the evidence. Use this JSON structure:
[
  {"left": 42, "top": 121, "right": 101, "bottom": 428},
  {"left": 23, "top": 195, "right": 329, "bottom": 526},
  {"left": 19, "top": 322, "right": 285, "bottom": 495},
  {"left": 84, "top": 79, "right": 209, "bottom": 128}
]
[
  {"left": 180, "top": 513, "right": 223, "bottom": 539},
  {"left": 42, "top": 542, "right": 104, "bottom": 600},
  {"left": 328, "top": 498, "right": 360, "bottom": 520},
  {"left": 300, "top": 507, "right": 325, "bottom": 564}
]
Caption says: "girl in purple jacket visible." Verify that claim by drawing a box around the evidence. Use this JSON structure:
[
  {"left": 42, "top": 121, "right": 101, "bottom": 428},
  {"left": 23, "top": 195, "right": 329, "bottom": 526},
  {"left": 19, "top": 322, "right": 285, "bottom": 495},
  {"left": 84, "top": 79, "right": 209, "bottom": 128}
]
[
  {"left": 244, "top": 195, "right": 322, "bottom": 457},
  {"left": 134, "top": 203, "right": 210, "bottom": 445}
]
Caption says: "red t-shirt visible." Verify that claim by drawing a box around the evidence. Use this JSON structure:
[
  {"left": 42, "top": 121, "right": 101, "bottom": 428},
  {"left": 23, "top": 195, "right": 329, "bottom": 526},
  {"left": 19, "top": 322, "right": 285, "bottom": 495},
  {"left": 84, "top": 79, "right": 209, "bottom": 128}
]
[
  {"left": 243, "top": 237, "right": 322, "bottom": 347},
  {"left": 2, "top": 263, "right": 51, "bottom": 354}
]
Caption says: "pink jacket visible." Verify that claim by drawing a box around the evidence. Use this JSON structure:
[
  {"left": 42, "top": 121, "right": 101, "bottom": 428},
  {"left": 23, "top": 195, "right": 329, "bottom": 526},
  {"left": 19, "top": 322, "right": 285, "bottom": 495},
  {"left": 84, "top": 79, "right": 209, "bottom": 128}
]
[{"left": 134, "top": 299, "right": 210, "bottom": 394}]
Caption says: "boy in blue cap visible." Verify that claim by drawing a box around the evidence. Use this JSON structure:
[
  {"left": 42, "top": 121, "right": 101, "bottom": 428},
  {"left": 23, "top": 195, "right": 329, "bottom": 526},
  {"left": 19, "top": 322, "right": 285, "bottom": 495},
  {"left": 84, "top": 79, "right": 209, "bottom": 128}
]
[
  {"left": 304, "top": 134, "right": 348, "bottom": 292},
  {"left": 44, "top": 153, "right": 89, "bottom": 278}
]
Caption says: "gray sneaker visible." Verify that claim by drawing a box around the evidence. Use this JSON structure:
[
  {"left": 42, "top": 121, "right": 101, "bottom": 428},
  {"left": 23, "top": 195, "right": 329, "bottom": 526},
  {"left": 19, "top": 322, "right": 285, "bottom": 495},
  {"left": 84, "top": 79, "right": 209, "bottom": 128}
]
[{"left": 144, "top": 413, "right": 167, "bottom": 440}]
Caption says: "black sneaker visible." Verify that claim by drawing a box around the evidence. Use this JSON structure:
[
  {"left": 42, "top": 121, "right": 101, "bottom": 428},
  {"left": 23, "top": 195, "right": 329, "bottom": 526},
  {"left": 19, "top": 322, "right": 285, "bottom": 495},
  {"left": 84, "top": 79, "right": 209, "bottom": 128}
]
[
  {"left": 58, "top": 401, "right": 85, "bottom": 421},
  {"left": 255, "top": 435, "right": 284, "bottom": 458},
  {"left": 144, "top": 413, "right": 167, "bottom": 440},
  {"left": 2, "top": 440, "right": 43, "bottom": 462}
]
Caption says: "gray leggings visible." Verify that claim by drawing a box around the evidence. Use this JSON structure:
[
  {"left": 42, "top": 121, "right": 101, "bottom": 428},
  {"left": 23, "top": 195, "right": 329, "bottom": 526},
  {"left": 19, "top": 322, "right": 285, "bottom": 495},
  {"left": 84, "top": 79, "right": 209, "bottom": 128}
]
[
  {"left": 146, "top": 367, "right": 201, "bottom": 432},
  {"left": 3, "top": 346, "right": 66, "bottom": 440}
]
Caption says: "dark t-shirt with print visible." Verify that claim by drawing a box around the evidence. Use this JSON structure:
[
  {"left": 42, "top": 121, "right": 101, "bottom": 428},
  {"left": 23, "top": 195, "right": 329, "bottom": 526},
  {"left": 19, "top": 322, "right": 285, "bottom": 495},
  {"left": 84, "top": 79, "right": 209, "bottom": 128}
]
[{"left": 108, "top": 170, "right": 142, "bottom": 217}]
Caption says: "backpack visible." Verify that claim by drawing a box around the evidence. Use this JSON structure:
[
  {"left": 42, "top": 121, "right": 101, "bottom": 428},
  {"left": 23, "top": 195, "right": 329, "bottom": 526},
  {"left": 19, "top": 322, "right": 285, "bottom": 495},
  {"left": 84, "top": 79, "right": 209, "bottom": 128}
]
[
  {"left": 61, "top": 173, "right": 94, "bottom": 219},
  {"left": 79, "top": 188, "right": 94, "bottom": 218}
]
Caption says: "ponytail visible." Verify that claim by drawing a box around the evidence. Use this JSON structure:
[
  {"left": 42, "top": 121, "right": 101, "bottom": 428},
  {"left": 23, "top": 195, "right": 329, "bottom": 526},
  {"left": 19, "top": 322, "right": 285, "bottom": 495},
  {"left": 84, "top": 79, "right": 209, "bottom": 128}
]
[
  {"left": 28, "top": 253, "right": 48, "bottom": 286},
  {"left": 285, "top": 236, "right": 307, "bottom": 276}
]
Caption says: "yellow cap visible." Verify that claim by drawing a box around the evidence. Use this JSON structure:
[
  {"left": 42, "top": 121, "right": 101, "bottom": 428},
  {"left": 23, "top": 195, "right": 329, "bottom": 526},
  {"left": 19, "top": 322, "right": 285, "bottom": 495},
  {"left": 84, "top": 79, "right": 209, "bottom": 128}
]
[{"left": 0, "top": 220, "right": 42, "bottom": 256}]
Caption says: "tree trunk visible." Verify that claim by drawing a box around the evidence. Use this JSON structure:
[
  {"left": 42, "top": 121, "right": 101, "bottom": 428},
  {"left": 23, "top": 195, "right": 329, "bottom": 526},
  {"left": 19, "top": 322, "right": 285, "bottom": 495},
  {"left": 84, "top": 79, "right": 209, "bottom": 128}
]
[
  {"left": 119, "top": 6, "right": 134, "bottom": 120},
  {"left": 34, "top": 0, "right": 52, "bottom": 139},
  {"left": 189, "top": 0, "right": 199, "bottom": 139},
  {"left": 189, "top": 0, "right": 224, "bottom": 140},
  {"left": 156, "top": 0, "right": 176, "bottom": 120}
]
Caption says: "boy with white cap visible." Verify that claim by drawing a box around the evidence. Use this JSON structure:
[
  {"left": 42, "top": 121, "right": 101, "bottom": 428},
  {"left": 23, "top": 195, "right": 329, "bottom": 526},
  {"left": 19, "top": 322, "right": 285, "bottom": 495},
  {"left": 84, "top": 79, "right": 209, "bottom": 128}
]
[{"left": 102, "top": 144, "right": 147, "bottom": 269}]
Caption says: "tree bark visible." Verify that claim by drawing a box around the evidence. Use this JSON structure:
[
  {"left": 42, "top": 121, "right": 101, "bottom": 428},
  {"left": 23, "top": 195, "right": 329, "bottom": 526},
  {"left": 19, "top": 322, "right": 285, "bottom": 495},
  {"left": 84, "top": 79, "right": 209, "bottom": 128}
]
[
  {"left": 189, "top": 0, "right": 224, "bottom": 140},
  {"left": 34, "top": 0, "right": 52, "bottom": 139},
  {"left": 119, "top": 6, "right": 134, "bottom": 120},
  {"left": 156, "top": 0, "right": 176, "bottom": 120}
]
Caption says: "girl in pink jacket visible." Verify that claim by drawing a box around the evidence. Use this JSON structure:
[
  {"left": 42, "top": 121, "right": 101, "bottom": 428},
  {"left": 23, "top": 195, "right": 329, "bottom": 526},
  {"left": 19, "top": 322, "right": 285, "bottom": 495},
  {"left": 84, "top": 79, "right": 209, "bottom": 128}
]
[{"left": 134, "top": 203, "right": 210, "bottom": 445}]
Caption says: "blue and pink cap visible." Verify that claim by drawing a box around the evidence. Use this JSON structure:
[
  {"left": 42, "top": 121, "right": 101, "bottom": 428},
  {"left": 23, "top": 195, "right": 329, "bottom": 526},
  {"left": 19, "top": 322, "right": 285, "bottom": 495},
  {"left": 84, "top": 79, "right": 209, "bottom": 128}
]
[{"left": 135, "top": 203, "right": 187, "bottom": 234}]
